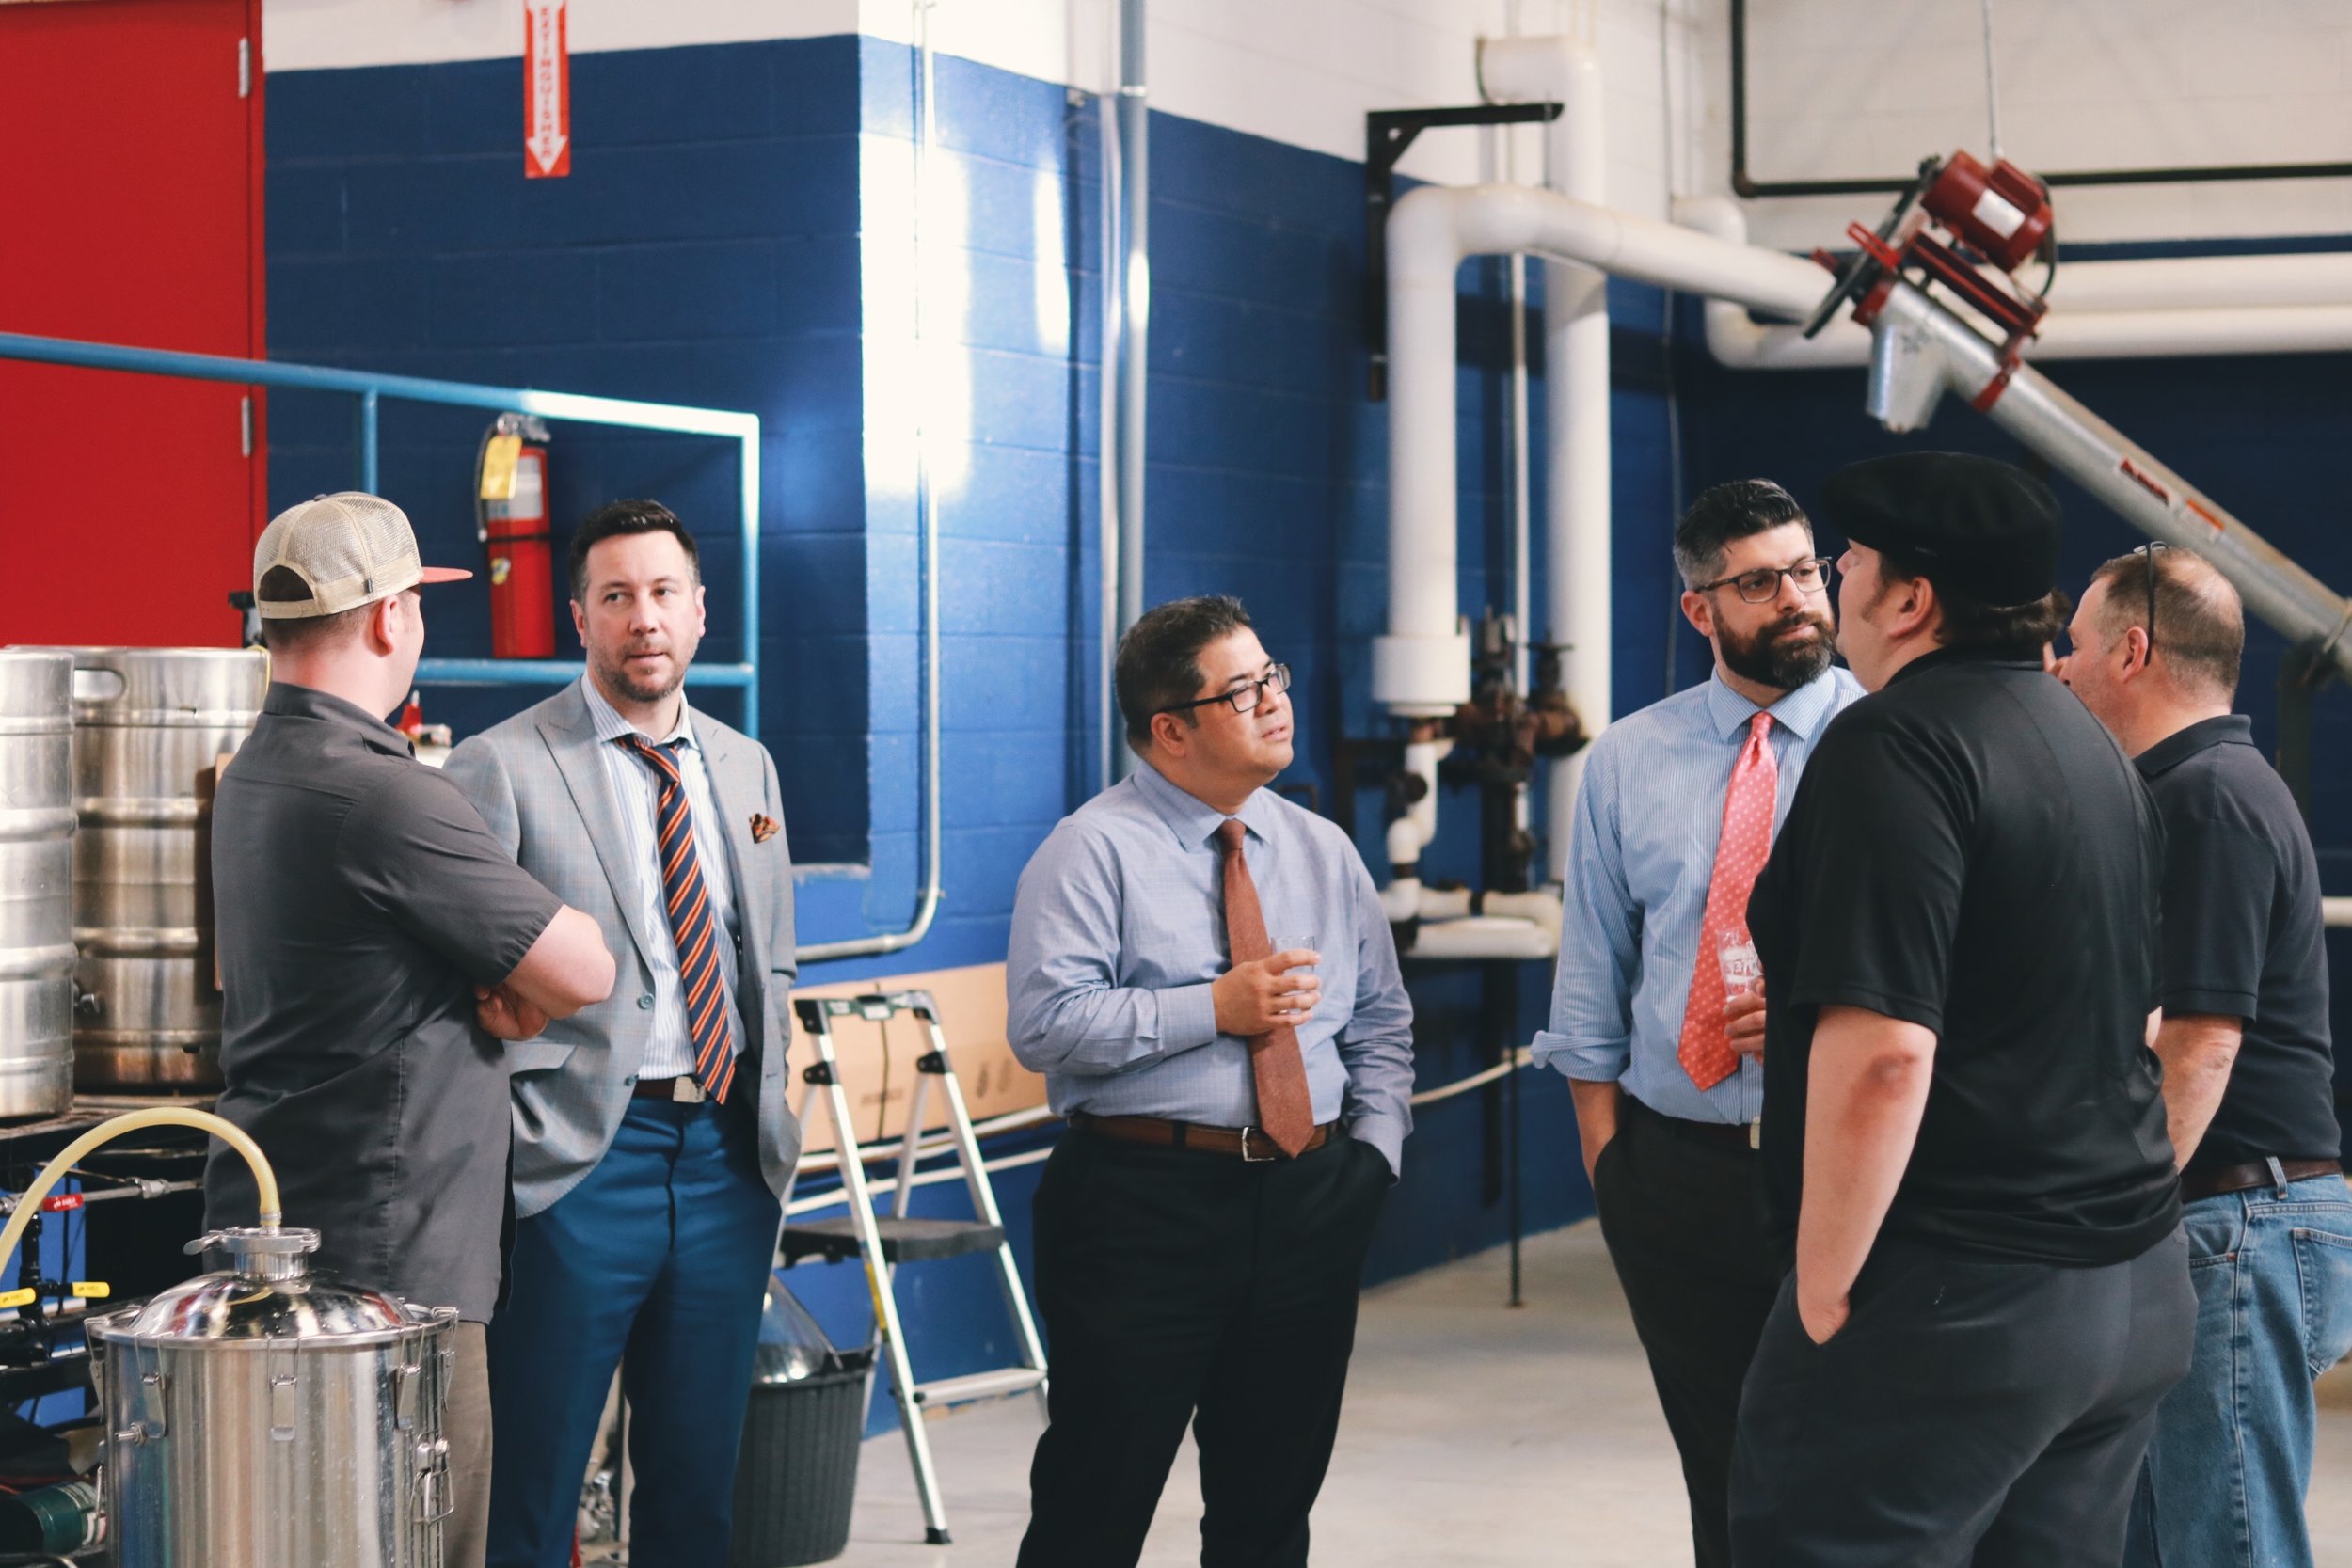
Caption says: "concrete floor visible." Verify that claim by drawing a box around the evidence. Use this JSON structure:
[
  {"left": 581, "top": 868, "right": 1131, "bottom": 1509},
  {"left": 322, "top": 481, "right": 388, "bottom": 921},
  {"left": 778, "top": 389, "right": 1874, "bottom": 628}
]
[{"left": 830, "top": 1221, "right": 2352, "bottom": 1567}]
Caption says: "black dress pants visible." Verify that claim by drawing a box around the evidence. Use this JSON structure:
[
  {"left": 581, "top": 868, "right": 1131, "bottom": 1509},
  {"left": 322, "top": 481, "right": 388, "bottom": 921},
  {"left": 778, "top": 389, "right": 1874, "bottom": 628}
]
[
  {"left": 1015, "top": 1125, "right": 1392, "bottom": 1568},
  {"left": 1729, "top": 1227, "right": 2194, "bottom": 1568},
  {"left": 1591, "top": 1095, "right": 1783, "bottom": 1568}
]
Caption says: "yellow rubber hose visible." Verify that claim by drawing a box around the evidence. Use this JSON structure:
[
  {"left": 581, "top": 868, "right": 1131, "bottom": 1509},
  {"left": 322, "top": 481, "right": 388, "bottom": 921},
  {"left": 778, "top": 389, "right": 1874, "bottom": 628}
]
[{"left": 0, "top": 1108, "right": 279, "bottom": 1286}]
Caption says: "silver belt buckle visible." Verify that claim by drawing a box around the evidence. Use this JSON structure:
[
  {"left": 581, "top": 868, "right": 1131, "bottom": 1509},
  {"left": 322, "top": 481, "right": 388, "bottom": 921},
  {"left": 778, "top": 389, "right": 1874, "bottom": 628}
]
[
  {"left": 672, "top": 1077, "right": 707, "bottom": 1105},
  {"left": 1237, "top": 1126, "right": 1277, "bottom": 1163}
]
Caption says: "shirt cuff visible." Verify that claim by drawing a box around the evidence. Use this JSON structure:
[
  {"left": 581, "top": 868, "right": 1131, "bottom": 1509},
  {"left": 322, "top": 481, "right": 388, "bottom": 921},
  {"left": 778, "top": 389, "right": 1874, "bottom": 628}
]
[
  {"left": 1158, "top": 982, "right": 1220, "bottom": 1053},
  {"left": 1348, "top": 1112, "right": 1407, "bottom": 1180},
  {"left": 2161, "top": 987, "right": 2257, "bottom": 1022},
  {"left": 1530, "top": 1029, "right": 1629, "bottom": 1084}
]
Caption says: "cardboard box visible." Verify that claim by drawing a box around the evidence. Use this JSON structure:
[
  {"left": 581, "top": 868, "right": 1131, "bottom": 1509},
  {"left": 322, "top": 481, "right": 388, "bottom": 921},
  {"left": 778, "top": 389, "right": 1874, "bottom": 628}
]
[{"left": 789, "top": 962, "right": 1048, "bottom": 1156}]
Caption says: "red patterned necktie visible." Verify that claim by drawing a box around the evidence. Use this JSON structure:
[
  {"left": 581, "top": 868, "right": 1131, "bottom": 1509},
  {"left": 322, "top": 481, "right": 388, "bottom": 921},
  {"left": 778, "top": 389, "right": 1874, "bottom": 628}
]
[
  {"left": 1678, "top": 710, "right": 1777, "bottom": 1091},
  {"left": 1214, "top": 818, "right": 1315, "bottom": 1157},
  {"left": 623, "top": 735, "right": 736, "bottom": 1104}
]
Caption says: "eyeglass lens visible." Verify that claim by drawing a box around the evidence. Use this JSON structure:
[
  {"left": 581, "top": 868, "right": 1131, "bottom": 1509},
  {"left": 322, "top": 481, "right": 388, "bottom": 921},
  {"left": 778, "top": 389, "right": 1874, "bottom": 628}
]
[
  {"left": 1735, "top": 560, "right": 1831, "bottom": 603},
  {"left": 1230, "top": 664, "right": 1291, "bottom": 713}
]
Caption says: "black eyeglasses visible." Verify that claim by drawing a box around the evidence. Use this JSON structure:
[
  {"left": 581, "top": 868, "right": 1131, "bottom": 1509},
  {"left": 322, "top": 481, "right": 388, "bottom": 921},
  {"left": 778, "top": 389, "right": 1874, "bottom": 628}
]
[
  {"left": 1160, "top": 664, "right": 1292, "bottom": 717},
  {"left": 2134, "top": 541, "right": 2168, "bottom": 657},
  {"left": 1691, "top": 557, "right": 1836, "bottom": 604}
]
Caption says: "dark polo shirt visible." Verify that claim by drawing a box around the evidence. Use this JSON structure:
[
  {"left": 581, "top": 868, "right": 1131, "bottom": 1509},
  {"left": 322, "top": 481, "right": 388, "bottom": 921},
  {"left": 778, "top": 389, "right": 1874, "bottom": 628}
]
[
  {"left": 1748, "top": 647, "right": 2181, "bottom": 1265},
  {"left": 2137, "top": 714, "right": 2339, "bottom": 1176},
  {"left": 204, "top": 681, "right": 560, "bottom": 1320}
]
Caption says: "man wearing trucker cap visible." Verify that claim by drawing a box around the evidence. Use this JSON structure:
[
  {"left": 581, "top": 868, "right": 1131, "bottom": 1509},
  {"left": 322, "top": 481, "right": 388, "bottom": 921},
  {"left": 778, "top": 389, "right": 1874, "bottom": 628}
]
[{"left": 205, "top": 492, "right": 615, "bottom": 1568}]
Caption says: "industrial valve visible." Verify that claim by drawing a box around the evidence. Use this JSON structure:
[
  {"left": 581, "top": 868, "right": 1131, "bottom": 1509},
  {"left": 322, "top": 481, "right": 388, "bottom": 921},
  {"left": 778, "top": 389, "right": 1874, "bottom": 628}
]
[{"left": 1803, "top": 149, "right": 2058, "bottom": 405}]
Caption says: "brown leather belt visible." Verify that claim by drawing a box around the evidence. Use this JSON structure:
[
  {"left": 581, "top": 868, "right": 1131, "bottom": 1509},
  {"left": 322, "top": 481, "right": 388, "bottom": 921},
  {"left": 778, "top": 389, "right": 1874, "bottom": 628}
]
[
  {"left": 1073, "top": 1113, "right": 1334, "bottom": 1163},
  {"left": 2180, "top": 1157, "right": 2343, "bottom": 1204},
  {"left": 631, "top": 1075, "right": 708, "bottom": 1104}
]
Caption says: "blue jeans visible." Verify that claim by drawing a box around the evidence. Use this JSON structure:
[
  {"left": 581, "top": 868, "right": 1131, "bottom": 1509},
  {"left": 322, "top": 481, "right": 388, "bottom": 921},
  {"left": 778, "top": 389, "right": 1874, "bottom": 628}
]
[
  {"left": 485, "top": 1099, "right": 783, "bottom": 1568},
  {"left": 2123, "top": 1169, "right": 2352, "bottom": 1568}
]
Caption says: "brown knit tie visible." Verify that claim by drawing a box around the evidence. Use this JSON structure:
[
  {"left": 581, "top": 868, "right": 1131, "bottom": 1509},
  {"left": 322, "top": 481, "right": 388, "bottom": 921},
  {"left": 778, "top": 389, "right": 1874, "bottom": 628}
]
[{"left": 1215, "top": 818, "right": 1316, "bottom": 1157}]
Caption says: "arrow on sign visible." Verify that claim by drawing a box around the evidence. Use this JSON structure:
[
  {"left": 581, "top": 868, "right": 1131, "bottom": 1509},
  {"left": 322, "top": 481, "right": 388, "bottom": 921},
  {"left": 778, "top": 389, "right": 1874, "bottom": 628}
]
[{"left": 525, "top": 0, "right": 570, "bottom": 179}]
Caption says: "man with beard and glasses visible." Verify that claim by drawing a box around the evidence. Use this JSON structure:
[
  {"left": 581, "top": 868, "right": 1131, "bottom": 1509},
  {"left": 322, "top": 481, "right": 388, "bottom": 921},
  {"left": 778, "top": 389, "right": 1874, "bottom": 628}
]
[
  {"left": 443, "top": 499, "right": 802, "bottom": 1568},
  {"left": 1534, "top": 479, "right": 1860, "bottom": 1568}
]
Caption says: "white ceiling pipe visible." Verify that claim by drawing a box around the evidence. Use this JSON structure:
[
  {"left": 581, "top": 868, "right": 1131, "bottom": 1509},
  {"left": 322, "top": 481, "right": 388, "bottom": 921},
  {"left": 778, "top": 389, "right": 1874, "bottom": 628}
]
[
  {"left": 1681, "top": 197, "right": 2352, "bottom": 370},
  {"left": 1480, "top": 35, "right": 1612, "bottom": 886},
  {"left": 1379, "top": 182, "right": 1825, "bottom": 719}
]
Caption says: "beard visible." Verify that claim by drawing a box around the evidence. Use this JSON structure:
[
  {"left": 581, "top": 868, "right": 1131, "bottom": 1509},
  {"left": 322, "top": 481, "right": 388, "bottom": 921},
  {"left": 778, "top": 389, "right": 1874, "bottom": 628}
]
[
  {"left": 591, "top": 640, "right": 693, "bottom": 706},
  {"left": 1720, "top": 607, "right": 1836, "bottom": 690}
]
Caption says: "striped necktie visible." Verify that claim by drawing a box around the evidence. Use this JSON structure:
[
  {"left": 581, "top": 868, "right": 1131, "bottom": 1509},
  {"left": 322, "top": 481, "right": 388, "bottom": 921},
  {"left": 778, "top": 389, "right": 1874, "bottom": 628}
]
[{"left": 622, "top": 734, "right": 736, "bottom": 1104}]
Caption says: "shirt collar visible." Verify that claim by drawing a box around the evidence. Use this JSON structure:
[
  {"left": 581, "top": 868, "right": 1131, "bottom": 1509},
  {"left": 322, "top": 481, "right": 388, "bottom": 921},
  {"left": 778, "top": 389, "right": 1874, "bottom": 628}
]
[
  {"left": 262, "top": 680, "right": 414, "bottom": 758},
  {"left": 580, "top": 674, "right": 698, "bottom": 752},
  {"left": 2135, "top": 713, "right": 2253, "bottom": 780},
  {"left": 1701, "top": 666, "right": 1844, "bottom": 743},
  {"left": 1884, "top": 645, "right": 2040, "bottom": 689},
  {"left": 1132, "top": 758, "right": 1279, "bottom": 849}
]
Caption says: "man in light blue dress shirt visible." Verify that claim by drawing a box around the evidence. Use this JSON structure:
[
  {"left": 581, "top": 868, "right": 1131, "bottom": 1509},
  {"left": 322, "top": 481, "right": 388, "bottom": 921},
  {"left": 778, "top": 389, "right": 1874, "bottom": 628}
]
[
  {"left": 1008, "top": 594, "right": 1414, "bottom": 1568},
  {"left": 1534, "top": 481, "right": 1862, "bottom": 1568}
]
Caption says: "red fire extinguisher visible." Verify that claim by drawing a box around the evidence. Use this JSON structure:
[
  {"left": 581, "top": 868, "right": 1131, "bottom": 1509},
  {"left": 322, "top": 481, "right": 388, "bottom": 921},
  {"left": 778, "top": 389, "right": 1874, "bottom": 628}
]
[{"left": 476, "top": 413, "right": 557, "bottom": 659}]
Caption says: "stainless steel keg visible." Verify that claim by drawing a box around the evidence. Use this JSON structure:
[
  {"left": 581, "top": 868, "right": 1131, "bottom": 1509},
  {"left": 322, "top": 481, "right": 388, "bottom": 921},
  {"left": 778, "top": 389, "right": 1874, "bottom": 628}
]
[
  {"left": 28, "top": 647, "right": 269, "bottom": 1093},
  {"left": 0, "top": 651, "right": 76, "bottom": 1119},
  {"left": 87, "top": 1227, "right": 458, "bottom": 1568}
]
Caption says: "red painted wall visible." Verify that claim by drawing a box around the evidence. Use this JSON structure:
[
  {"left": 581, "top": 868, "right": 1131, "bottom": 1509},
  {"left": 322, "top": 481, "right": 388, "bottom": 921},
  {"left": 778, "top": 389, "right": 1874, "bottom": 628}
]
[{"left": 0, "top": 0, "right": 266, "bottom": 648}]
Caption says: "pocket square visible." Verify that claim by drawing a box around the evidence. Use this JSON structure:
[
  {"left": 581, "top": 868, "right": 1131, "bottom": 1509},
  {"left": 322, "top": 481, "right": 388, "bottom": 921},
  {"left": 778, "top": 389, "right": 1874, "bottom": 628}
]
[{"left": 750, "top": 813, "right": 780, "bottom": 844}]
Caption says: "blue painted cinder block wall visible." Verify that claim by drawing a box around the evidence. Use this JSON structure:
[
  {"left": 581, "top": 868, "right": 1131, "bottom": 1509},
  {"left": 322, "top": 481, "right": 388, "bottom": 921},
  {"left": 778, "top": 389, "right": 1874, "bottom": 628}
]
[
  {"left": 261, "top": 31, "right": 1670, "bottom": 1437},
  {"left": 266, "top": 37, "right": 871, "bottom": 863}
]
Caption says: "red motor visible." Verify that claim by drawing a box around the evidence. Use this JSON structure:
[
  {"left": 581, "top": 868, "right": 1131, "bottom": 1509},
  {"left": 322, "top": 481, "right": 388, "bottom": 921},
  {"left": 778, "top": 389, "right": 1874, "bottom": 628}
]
[{"left": 1920, "top": 150, "right": 2053, "bottom": 273}]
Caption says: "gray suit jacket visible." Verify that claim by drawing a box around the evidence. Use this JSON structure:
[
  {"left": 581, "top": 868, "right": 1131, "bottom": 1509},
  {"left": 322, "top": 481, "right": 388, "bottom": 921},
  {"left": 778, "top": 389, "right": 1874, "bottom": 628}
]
[{"left": 443, "top": 681, "right": 801, "bottom": 1219}]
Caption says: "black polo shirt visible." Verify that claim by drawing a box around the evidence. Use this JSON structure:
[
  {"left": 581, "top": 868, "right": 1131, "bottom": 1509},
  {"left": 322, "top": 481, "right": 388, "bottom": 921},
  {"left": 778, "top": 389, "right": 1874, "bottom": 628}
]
[
  {"left": 1747, "top": 647, "right": 2181, "bottom": 1265},
  {"left": 205, "top": 681, "right": 561, "bottom": 1320},
  {"left": 2137, "top": 714, "right": 2338, "bottom": 1175}
]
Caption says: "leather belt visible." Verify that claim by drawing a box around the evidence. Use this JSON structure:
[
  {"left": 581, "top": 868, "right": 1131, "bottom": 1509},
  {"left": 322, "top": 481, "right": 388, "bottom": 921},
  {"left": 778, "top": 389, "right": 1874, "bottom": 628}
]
[
  {"left": 2180, "top": 1157, "right": 2342, "bottom": 1204},
  {"left": 1625, "top": 1095, "right": 1756, "bottom": 1155},
  {"left": 1073, "top": 1113, "right": 1334, "bottom": 1163},
  {"left": 631, "top": 1075, "right": 708, "bottom": 1104}
]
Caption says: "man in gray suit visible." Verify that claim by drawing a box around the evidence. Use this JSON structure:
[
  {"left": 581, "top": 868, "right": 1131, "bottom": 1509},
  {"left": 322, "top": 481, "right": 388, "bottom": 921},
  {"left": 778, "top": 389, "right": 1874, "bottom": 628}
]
[{"left": 444, "top": 499, "right": 800, "bottom": 1568}]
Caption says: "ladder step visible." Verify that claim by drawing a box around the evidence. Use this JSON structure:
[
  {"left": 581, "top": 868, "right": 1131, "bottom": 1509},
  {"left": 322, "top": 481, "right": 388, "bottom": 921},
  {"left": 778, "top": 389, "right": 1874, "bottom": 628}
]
[
  {"left": 781, "top": 1214, "right": 1007, "bottom": 1265},
  {"left": 913, "top": 1367, "right": 1047, "bottom": 1407}
]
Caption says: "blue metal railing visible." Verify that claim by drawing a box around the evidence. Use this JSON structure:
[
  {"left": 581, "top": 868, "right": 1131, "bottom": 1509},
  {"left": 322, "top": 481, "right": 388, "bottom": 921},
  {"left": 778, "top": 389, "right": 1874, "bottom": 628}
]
[{"left": 0, "top": 331, "right": 763, "bottom": 736}]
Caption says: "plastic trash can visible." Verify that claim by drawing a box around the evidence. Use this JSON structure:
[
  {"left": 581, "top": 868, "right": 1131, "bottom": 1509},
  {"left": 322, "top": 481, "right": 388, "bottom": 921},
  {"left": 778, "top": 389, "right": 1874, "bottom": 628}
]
[{"left": 728, "top": 1279, "right": 872, "bottom": 1568}]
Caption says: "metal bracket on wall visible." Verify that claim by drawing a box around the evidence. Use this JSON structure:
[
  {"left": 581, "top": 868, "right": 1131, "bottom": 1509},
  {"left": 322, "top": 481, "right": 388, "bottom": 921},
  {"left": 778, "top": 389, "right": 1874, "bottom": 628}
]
[{"left": 1364, "top": 103, "right": 1560, "bottom": 401}]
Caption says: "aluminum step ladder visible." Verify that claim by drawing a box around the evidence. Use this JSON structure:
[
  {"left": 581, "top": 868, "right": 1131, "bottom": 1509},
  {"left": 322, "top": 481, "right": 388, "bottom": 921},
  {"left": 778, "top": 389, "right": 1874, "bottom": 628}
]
[{"left": 780, "top": 990, "right": 1049, "bottom": 1545}]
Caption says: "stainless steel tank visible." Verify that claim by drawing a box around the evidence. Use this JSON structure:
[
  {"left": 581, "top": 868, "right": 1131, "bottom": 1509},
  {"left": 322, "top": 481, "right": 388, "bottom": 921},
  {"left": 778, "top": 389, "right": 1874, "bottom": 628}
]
[
  {"left": 0, "top": 650, "right": 75, "bottom": 1118},
  {"left": 30, "top": 647, "right": 269, "bottom": 1093},
  {"left": 87, "top": 1227, "right": 458, "bottom": 1568}
]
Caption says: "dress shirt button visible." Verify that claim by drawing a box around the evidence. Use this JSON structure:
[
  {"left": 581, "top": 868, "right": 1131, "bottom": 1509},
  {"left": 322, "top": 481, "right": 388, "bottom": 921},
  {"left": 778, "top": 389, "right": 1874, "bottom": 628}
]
[{"left": 638, "top": 994, "right": 655, "bottom": 1010}]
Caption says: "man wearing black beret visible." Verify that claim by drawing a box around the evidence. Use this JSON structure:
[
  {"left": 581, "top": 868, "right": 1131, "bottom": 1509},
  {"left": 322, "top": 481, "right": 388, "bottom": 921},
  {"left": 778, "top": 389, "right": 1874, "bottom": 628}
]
[{"left": 1727, "top": 451, "right": 2194, "bottom": 1567}]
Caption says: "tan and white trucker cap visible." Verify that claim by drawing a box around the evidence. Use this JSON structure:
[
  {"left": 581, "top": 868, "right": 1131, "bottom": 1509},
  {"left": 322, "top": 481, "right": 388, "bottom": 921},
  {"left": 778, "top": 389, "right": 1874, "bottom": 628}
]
[{"left": 252, "top": 492, "right": 472, "bottom": 619}]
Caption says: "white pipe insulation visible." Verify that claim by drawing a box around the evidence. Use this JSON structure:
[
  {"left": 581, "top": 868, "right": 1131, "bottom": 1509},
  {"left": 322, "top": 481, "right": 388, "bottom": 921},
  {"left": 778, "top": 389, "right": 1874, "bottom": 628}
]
[
  {"left": 1478, "top": 36, "right": 1611, "bottom": 886},
  {"left": 1679, "top": 198, "right": 2352, "bottom": 370},
  {"left": 1379, "top": 182, "right": 1824, "bottom": 714}
]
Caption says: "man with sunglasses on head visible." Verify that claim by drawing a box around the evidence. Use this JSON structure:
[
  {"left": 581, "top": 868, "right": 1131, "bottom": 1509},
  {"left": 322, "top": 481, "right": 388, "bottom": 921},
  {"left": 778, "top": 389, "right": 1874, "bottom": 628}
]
[
  {"left": 1534, "top": 479, "right": 1860, "bottom": 1568},
  {"left": 1006, "top": 594, "right": 1414, "bottom": 1568},
  {"left": 2058, "top": 546, "right": 2351, "bottom": 1568}
]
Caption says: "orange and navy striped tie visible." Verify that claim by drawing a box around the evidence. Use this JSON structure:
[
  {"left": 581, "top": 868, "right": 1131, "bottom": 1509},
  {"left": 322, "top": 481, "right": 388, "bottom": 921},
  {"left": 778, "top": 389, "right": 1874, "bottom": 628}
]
[{"left": 623, "top": 735, "right": 737, "bottom": 1104}]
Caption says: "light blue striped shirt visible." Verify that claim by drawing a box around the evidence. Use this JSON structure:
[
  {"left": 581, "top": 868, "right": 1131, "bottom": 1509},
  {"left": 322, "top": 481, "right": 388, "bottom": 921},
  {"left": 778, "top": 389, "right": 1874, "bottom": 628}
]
[
  {"left": 1534, "top": 667, "right": 1864, "bottom": 1124},
  {"left": 580, "top": 676, "right": 743, "bottom": 1079},
  {"left": 1006, "top": 760, "right": 1417, "bottom": 1175}
]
